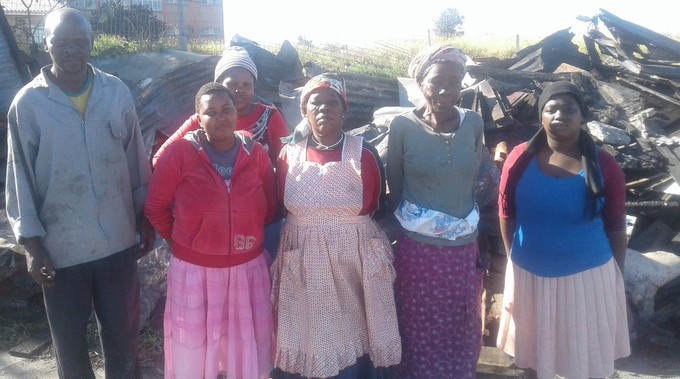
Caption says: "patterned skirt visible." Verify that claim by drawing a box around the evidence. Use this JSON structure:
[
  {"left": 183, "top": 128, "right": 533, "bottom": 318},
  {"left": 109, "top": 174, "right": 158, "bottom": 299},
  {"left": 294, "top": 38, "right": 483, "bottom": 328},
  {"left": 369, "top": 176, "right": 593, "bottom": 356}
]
[
  {"left": 392, "top": 235, "right": 484, "bottom": 379},
  {"left": 164, "top": 254, "right": 273, "bottom": 379},
  {"left": 496, "top": 257, "right": 630, "bottom": 379}
]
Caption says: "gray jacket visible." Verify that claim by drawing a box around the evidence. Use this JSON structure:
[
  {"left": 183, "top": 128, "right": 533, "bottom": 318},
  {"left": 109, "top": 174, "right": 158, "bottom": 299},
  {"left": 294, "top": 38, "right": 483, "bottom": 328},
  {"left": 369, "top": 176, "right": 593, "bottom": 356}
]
[{"left": 6, "top": 65, "right": 150, "bottom": 268}]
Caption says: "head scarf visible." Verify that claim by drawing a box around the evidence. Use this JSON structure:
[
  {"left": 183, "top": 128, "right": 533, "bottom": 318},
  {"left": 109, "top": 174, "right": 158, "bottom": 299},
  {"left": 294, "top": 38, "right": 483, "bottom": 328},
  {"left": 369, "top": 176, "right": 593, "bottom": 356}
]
[
  {"left": 214, "top": 46, "right": 258, "bottom": 82},
  {"left": 408, "top": 45, "right": 468, "bottom": 84},
  {"left": 283, "top": 73, "right": 348, "bottom": 145},
  {"left": 299, "top": 73, "right": 347, "bottom": 115},
  {"left": 537, "top": 81, "right": 587, "bottom": 121}
]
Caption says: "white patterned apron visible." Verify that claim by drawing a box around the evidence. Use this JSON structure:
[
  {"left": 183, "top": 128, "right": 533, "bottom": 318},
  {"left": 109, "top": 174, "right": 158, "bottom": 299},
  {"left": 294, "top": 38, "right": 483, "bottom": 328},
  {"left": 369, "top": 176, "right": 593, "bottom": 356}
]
[{"left": 271, "top": 134, "right": 401, "bottom": 377}]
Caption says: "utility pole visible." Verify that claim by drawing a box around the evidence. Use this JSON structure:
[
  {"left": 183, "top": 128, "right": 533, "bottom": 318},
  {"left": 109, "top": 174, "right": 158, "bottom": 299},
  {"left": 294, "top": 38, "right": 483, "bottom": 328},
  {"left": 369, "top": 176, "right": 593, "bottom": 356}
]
[{"left": 177, "top": 0, "right": 188, "bottom": 51}]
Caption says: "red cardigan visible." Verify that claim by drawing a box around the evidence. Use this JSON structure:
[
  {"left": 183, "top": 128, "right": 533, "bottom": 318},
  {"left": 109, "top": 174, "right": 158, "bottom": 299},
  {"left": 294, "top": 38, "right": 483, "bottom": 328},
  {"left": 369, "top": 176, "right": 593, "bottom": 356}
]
[
  {"left": 498, "top": 141, "right": 626, "bottom": 232},
  {"left": 145, "top": 131, "right": 277, "bottom": 268}
]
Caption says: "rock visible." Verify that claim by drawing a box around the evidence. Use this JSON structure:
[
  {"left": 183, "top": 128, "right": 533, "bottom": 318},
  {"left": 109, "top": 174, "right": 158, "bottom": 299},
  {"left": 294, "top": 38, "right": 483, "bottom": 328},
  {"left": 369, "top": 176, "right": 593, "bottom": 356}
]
[
  {"left": 624, "top": 249, "right": 680, "bottom": 320},
  {"left": 586, "top": 120, "right": 631, "bottom": 145}
]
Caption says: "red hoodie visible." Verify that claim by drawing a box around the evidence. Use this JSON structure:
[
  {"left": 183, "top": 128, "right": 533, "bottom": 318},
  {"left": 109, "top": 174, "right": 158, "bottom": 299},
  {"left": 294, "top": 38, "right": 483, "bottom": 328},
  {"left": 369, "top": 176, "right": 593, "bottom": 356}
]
[{"left": 145, "top": 131, "right": 277, "bottom": 268}]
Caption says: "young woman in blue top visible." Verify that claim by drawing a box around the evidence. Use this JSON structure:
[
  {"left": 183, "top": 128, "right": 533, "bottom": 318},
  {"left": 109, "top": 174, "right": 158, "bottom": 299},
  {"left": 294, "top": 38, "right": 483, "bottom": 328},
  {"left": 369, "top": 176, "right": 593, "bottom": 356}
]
[{"left": 496, "top": 81, "right": 630, "bottom": 379}]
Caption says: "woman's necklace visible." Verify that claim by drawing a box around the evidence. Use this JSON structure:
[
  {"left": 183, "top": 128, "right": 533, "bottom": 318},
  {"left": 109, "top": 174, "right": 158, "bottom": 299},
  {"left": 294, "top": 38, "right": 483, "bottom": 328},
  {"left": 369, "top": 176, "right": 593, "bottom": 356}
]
[
  {"left": 421, "top": 112, "right": 458, "bottom": 165},
  {"left": 310, "top": 132, "right": 344, "bottom": 150}
]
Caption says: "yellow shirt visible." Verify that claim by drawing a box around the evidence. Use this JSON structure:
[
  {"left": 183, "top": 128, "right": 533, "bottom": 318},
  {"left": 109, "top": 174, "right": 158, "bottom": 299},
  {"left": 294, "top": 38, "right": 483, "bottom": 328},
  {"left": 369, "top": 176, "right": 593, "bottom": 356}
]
[{"left": 66, "top": 71, "right": 94, "bottom": 117}]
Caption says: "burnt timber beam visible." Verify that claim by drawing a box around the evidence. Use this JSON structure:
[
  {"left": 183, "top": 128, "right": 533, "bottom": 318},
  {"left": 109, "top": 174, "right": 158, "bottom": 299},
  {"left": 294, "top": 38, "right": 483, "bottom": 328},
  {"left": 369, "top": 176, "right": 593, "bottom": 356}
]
[{"left": 467, "top": 66, "right": 576, "bottom": 83}]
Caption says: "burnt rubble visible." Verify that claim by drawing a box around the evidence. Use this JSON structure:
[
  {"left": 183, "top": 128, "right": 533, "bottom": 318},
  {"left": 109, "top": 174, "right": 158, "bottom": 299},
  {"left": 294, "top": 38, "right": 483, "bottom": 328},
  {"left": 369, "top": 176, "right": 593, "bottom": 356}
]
[
  {"left": 456, "top": 9, "right": 680, "bottom": 349},
  {"left": 460, "top": 10, "right": 680, "bottom": 254}
]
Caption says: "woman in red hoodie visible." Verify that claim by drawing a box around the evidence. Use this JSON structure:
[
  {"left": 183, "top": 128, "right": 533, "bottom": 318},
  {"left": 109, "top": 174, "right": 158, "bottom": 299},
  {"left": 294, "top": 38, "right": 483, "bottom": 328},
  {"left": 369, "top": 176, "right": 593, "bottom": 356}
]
[{"left": 145, "top": 82, "right": 277, "bottom": 379}]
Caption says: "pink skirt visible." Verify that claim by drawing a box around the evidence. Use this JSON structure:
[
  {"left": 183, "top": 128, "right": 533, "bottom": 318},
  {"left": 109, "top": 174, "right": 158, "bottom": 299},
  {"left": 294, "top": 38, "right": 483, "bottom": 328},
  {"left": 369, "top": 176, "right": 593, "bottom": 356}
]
[
  {"left": 164, "top": 254, "right": 273, "bottom": 379},
  {"left": 497, "top": 257, "right": 630, "bottom": 379}
]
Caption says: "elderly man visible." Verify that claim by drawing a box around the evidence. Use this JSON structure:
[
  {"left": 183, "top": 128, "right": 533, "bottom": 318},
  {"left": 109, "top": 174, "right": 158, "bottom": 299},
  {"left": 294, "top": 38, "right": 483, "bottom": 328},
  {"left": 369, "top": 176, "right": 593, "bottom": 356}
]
[{"left": 6, "top": 8, "right": 153, "bottom": 378}]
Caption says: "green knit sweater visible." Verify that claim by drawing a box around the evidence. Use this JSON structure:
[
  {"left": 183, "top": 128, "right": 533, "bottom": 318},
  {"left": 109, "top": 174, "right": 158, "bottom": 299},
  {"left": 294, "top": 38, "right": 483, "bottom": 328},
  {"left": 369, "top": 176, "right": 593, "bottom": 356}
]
[{"left": 386, "top": 108, "right": 484, "bottom": 246}]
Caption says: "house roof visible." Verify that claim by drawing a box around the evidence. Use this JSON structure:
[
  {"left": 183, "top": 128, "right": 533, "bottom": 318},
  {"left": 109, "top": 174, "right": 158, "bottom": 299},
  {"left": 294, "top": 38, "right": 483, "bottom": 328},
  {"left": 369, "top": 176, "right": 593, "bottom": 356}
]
[{"left": 1, "top": 0, "right": 64, "bottom": 15}]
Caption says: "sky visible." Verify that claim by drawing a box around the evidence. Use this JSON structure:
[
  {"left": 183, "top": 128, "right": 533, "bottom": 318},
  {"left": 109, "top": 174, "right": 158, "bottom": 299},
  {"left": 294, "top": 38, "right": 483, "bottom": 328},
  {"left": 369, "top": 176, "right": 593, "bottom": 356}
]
[{"left": 222, "top": 0, "right": 679, "bottom": 45}]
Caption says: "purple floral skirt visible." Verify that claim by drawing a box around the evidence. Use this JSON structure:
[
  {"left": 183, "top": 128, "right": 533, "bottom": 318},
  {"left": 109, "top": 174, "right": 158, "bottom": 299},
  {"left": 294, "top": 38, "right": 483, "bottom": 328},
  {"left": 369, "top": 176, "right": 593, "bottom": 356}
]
[{"left": 392, "top": 235, "right": 484, "bottom": 379}]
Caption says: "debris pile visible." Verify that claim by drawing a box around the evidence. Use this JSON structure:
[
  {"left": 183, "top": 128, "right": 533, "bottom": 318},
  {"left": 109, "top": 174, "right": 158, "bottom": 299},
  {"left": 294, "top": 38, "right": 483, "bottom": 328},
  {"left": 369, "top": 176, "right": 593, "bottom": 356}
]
[{"left": 455, "top": 8, "right": 680, "bottom": 348}]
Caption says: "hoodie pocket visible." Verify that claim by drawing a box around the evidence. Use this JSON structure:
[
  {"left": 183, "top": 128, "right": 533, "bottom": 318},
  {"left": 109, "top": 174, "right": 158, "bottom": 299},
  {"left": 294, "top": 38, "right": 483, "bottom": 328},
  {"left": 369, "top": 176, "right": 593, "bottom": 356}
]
[{"left": 190, "top": 212, "right": 230, "bottom": 255}]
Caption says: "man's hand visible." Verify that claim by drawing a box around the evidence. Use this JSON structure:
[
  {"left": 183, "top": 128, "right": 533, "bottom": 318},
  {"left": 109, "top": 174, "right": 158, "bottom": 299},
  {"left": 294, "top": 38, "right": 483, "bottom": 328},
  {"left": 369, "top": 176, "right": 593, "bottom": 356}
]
[
  {"left": 136, "top": 213, "right": 156, "bottom": 259},
  {"left": 23, "top": 237, "right": 56, "bottom": 287}
]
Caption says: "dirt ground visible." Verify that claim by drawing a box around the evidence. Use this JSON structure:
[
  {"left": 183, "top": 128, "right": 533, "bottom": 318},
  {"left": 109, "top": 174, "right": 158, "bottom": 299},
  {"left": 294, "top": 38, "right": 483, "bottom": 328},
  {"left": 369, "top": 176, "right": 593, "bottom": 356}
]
[
  {"left": 1, "top": 338, "right": 680, "bottom": 378},
  {"left": 1, "top": 298, "right": 679, "bottom": 379}
]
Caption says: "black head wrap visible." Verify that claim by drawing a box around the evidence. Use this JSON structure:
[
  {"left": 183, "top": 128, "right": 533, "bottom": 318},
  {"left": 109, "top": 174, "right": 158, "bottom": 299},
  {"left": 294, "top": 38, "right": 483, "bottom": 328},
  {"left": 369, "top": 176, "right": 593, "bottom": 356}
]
[{"left": 537, "top": 81, "right": 588, "bottom": 122}]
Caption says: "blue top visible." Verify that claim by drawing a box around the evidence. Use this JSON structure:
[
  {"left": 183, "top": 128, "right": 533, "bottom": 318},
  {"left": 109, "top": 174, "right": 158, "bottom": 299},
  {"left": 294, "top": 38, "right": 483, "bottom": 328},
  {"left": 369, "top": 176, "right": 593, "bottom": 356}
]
[{"left": 510, "top": 158, "right": 612, "bottom": 277}]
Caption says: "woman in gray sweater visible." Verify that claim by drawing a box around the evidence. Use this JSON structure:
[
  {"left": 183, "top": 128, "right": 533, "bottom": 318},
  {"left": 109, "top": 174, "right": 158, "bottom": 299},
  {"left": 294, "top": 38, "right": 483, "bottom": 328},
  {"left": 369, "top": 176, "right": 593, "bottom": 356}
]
[{"left": 386, "top": 45, "right": 498, "bottom": 379}]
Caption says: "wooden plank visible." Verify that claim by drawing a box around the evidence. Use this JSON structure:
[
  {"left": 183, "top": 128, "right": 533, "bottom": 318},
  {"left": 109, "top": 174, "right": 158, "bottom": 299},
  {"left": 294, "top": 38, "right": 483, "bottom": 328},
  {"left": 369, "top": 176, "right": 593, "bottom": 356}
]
[
  {"left": 467, "top": 66, "right": 574, "bottom": 83},
  {"left": 655, "top": 144, "right": 680, "bottom": 186},
  {"left": 8, "top": 336, "right": 51, "bottom": 358},
  {"left": 478, "top": 346, "right": 514, "bottom": 367},
  {"left": 476, "top": 364, "right": 527, "bottom": 378},
  {"left": 598, "top": 9, "right": 680, "bottom": 60},
  {"left": 617, "top": 78, "right": 680, "bottom": 108}
]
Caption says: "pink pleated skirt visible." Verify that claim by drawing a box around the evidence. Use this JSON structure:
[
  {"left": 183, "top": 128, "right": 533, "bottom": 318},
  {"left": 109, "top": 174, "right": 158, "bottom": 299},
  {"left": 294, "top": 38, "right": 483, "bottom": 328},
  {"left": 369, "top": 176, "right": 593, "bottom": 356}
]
[
  {"left": 497, "top": 257, "right": 630, "bottom": 379},
  {"left": 164, "top": 254, "right": 273, "bottom": 379}
]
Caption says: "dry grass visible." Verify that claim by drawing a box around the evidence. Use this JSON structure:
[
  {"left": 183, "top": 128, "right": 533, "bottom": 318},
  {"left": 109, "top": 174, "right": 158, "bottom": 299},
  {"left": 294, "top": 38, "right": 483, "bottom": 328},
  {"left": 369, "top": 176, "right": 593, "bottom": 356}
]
[{"left": 0, "top": 310, "right": 49, "bottom": 350}]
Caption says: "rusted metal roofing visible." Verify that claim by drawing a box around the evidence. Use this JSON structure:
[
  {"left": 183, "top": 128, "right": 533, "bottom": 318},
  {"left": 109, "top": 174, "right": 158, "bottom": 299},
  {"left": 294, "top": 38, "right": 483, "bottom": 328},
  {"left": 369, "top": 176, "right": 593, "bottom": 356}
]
[{"left": 0, "top": 5, "right": 31, "bottom": 113}]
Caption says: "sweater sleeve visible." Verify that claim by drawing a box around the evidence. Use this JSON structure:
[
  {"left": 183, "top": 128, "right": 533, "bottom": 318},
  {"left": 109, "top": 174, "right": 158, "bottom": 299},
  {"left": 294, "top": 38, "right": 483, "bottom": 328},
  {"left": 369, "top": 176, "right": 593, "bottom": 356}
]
[
  {"left": 152, "top": 114, "right": 201, "bottom": 167},
  {"left": 265, "top": 108, "right": 290, "bottom": 164},
  {"left": 122, "top": 96, "right": 151, "bottom": 215},
  {"left": 276, "top": 145, "right": 290, "bottom": 212},
  {"left": 5, "top": 95, "right": 47, "bottom": 242},
  {"left": 598, "top": 149, "right": 627, "bottom": 232},
  {"left": 360, "top": 142, "right": 385, "bottom": 215},
  {"left": 145, "top": 142, "right": 186, "bottom": 239},
  {"left": 256, "top": 143, "right": 278, "bottom": 224},
  {"left": 498, "top": 142, "right": 527, "bottom": 220},
  {"left": 385, "top": 117, "right": 405, "bottom": 211}
]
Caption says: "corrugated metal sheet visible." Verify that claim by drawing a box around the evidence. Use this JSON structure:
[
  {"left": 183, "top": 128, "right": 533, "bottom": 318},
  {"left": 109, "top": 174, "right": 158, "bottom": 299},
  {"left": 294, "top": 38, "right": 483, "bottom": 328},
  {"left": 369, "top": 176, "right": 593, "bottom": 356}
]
[
  {"left": 0, "top": 47, "right": 25, "bottom": 114},
  {"left": 0, "top": 5, "right": 30, "bottom": 114},
  {"left": 342, "top": 72, "right": 399, "bottom": 130},
  {"left": 135, "top": 57, "right": 401, "bottom": 146},
  {"left": 135, "top": 55, "right": 219, "bottom": 140}
]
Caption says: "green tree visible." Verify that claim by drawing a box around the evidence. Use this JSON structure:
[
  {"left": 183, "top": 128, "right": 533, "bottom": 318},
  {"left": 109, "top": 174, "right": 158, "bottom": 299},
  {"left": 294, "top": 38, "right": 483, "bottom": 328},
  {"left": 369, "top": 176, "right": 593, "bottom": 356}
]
[
  {"left": 90, "top": 1, "right": 167, "bottom": 42},
  {"left": 10, "top": 0, "right": 65, "bottom": 45},
  {"left": 433, "top": 8, "right": 465, "bottom": 38}
]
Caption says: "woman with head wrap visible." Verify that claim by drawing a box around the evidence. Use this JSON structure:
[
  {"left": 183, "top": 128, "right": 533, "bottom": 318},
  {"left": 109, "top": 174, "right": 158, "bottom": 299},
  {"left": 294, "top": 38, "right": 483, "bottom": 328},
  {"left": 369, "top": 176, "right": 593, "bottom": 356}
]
[
  {"left": 152, "top": 46, "right": 289, "bottom": 166},
  {"left": 496, "top": 81, "right": 630, "bottom": 379},
  {"left": 385, "top": 45, "right": 499, "bottom": 379},
  {"left": 270, "top": 73, "right": 401, "bottom": 378}
]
